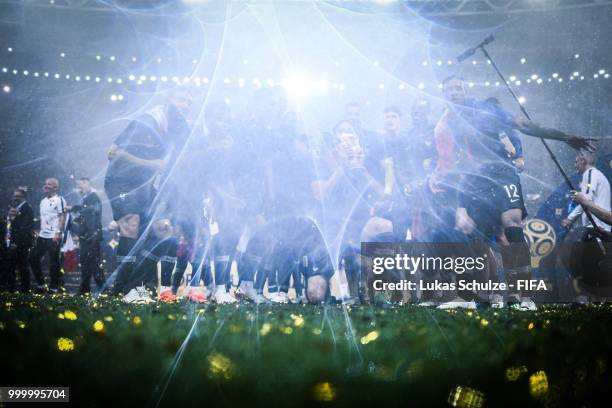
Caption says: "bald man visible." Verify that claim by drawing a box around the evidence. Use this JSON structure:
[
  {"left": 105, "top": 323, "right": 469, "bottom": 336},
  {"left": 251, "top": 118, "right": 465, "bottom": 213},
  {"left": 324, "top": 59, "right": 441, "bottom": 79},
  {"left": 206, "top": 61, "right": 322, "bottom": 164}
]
[{"left": 29, "top": 178, "right": 67, "bottom": 292}]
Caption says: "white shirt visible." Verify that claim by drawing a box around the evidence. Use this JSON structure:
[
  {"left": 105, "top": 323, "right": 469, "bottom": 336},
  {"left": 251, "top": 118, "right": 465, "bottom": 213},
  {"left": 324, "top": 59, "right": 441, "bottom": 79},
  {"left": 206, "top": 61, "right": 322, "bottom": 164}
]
[
  {"left": 568, "top": 166, "right": 611, "bottom": 231},
  {"left": 39, "top": 194, "right": 66, "bottom": 239}
]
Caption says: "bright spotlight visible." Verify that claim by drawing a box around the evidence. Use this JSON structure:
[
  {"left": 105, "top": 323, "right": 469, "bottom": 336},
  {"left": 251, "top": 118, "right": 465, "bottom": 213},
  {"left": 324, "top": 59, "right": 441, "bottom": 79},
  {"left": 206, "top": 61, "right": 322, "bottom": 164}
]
[
  {"left": 317, "top": 79, "right": 329, "bottom": 92},
  {"left": 2, "top": 85, "right": 10, "bottom": 93},
  {"left": 284, "top": 73, "right": 312, "bottom": 100}
]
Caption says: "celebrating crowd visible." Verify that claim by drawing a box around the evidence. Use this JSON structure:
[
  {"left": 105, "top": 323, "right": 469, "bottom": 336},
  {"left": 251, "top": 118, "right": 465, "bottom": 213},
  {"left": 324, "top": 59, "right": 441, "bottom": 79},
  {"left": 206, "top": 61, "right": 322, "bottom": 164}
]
[{"left": 2, "top": 76, "right": 606, "bottom": 309}]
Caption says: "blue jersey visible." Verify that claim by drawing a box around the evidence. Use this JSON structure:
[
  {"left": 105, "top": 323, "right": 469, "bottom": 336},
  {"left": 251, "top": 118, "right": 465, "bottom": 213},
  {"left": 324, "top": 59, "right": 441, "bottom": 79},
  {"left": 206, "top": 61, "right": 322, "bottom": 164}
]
[{"left": 448, "top": 98, "right": 522, "bottom": 173}]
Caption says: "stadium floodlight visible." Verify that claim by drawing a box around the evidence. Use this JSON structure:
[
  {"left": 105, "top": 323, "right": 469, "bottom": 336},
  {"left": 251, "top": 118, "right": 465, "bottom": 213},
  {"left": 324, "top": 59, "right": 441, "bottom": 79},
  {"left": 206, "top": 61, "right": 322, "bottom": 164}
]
[{"left": 284, "top": 73, "right": 312, "bottom": 100}]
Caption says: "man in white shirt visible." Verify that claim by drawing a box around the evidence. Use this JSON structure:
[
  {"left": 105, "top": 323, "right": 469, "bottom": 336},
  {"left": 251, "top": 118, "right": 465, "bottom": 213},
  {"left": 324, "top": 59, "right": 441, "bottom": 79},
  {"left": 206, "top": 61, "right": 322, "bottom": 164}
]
[
  {"left": 562, "top": 151, "right": 611, "bottom": 232},
  {"left": 29, "top": 178, "right": 67, "bottom": 292}
]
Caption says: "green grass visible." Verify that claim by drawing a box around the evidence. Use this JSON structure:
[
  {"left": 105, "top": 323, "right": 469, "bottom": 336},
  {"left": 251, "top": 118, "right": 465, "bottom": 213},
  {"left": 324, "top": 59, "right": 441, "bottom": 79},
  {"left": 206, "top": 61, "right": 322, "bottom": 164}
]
[{"left": 1, "top": 293, "right": 611, "bottom": 407}]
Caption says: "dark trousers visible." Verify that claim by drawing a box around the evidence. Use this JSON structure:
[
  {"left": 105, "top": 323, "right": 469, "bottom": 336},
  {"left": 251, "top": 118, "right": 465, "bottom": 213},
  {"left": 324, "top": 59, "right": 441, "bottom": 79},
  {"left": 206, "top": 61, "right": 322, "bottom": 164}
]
[
  {"left": 79, "top": 239, "right": 105, "bottom": 293},
  {"left": 29, "top": 237, "right": 62, "bottom": 289},
  {"left": 2, "top": 248, "right": 32, "bottom": 292},
  {"left": 212, "top": 226, "right": 241, "bottom": 288}
]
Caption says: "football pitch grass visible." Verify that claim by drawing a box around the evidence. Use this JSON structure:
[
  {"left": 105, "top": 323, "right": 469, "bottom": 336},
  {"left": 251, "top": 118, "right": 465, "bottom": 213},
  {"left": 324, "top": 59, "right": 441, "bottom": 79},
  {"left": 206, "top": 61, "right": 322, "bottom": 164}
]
[{"left": 1, "top": 293, "right": 611, "bottom": 407}]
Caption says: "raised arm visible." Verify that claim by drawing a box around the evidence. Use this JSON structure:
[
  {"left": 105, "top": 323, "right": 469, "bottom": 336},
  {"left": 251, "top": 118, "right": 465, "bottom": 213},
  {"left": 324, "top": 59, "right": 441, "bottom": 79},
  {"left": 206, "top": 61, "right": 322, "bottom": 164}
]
[{"left": 511, "top": 118, "right": 596, "bottom": 151}]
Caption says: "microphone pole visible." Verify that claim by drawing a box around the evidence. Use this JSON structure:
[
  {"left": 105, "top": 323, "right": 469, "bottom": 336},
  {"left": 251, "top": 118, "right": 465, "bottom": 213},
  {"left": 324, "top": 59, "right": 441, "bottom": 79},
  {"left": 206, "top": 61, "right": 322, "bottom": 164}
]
[{"left": 459, "top": 39, "right": 602, "bottom": 233}]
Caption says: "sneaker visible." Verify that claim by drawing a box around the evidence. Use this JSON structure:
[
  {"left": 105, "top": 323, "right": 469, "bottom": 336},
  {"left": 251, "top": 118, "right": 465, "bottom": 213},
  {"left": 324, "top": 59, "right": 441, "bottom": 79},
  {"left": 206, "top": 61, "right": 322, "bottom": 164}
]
[
  {"left": 295, "top": 294, "right": 309, "bottom": 304},
  {"left": 123, "top": 286, "right": 154, "bottom": 304},
  {"left": 518, "top": 297, "right": 537, "bottom": 311},
  {"left": 122, "top": 288, "right": 140, "bottom": 304},
  {"left": 436, "top": 297, "right": 477, "bottom": 310},
  {"left": 251, "top": 293, "right": 271, "bottom": 304},
  {"left": 340, "top": 296, "right": 359, "bottom": 305},
  {"left": 159, "top": 286, "right": 177, "bottom": 303},
  {"left": 237, "top": 281, "right": 262, "bottom": 303},
  {"left": 213, "top": 289, "right": 238, "bottom": 304},
  {"left": 573, "top": 295, "right": 589, "bottom": 306},
  {"left": 268, "top": 291, "right": 289, "bottom": 304},
  {"left": 490, "top": 294, "right": 505, "bottom": 309},
  {"left": 507, "top": 294, "right": 521, "bottom": 307},
  {"left": 186, "top": 287, "right": 207, "bottom": 303},
  {"left": 417, "top": 300, "right": 440, "bottom": 307}
]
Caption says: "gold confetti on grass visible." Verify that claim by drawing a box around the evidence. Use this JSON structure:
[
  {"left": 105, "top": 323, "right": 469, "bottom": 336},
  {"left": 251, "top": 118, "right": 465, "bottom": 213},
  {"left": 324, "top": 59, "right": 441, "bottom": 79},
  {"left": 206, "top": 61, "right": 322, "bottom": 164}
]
[
  {"left": 312, "top": 382, "right": 336, "bottom": 402},
  {"left": 207, "top": 352, "right": 235, "bottom": 380},
  {"left": 529, "top": 371, "right": 549, "bottom": 398},
  {"left": 360, "top": 330, "right": 379, "bottom": 345},
  {"left": 505, "top": 366, "right": 528, "bottom": 381},
  {"left": 448, "top": 386, "right": 485, "bottom": 408},
  {"left": 290, "top": 314, "right": 305, "bottom": 328},
  {"left": 259, "top": 323, "right": 272, "bottom": 336},
  {"left": 57, "top": 337, "right": 75, "bottom": 352},
  {"left": 63, "top": 310, "right": 77, "bottom": 320},
  {"left": 93, "top": 320, "right": 105, "bottom": 333}
]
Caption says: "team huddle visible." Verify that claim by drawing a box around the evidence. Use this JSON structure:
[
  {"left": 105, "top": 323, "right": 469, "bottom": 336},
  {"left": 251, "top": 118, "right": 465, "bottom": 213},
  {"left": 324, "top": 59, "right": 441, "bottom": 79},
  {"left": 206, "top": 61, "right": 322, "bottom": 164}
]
[{"left": 101, "top": 75, "right": 595, "bottom": 308}]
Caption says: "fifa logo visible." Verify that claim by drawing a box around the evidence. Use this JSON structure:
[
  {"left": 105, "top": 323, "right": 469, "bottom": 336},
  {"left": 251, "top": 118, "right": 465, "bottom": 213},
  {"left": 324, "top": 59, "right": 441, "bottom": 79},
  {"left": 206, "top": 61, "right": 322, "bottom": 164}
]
[{"left": 523, "top": 219, "right": 556, "bottom": 268}]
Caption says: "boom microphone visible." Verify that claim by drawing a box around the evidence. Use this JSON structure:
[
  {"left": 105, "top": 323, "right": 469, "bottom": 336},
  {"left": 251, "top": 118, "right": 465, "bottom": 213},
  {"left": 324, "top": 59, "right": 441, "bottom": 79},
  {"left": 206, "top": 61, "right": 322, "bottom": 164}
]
[{"left": 457, "top": 35, "right": 495, "bottom": 63}]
